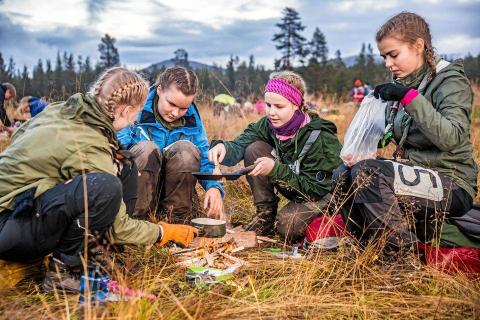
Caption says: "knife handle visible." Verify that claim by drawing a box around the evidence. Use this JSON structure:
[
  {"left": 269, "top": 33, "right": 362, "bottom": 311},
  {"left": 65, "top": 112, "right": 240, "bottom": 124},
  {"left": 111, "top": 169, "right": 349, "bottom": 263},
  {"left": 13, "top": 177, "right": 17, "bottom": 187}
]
[{"left": 234, "top": 164, "right": 256, "bottom": 175}]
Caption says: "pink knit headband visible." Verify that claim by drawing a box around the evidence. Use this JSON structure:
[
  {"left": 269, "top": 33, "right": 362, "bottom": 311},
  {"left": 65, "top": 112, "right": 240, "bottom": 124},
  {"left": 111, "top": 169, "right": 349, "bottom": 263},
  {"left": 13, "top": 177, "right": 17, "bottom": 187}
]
[{"left": 265, "top": 78, "right": 303, "bottom": 107}]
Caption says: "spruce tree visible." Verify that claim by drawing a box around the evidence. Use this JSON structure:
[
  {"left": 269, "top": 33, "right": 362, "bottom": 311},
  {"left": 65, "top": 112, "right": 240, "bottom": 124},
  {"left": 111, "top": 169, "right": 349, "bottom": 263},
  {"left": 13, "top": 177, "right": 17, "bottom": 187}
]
[
  {"left": 98, "top": 34, "right": 120, "bottom": 70},
  {"left": 272, "top": 7, "right": 307, "bottom": 69},
  {"left": 309, "top": 27, "right": 328, "bottom": 65}
]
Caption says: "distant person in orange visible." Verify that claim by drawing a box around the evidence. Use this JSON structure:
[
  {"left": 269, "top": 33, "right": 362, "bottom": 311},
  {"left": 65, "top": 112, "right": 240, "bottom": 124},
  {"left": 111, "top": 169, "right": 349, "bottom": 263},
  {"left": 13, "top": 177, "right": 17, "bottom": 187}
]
[{"left": 350, "top": 79, "right": 366, "bottom": 104}]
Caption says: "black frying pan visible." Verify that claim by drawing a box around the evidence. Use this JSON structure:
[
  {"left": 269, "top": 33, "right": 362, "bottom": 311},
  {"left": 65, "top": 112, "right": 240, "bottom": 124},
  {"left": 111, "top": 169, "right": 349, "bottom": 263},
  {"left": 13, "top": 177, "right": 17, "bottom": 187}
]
[{"left": 192, "top": 165, "right": 255, "bottom": 181}]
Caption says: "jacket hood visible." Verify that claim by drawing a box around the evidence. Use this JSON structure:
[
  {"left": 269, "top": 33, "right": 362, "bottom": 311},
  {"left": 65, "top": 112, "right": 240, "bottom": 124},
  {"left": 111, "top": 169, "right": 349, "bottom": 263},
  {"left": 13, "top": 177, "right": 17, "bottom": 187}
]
[
  {"left": 307, "top": 114, "right": 338, "bottom": 135},
  {"left": 59, "top": 93, "right": 118, "bottom": 148}
]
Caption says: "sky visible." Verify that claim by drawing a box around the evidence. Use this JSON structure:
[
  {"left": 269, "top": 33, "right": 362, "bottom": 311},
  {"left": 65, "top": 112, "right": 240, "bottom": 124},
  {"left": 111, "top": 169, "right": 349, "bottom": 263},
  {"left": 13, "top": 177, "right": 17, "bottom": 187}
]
[{"left": 0, "top": 0, "right": 479, "bottom": 71}]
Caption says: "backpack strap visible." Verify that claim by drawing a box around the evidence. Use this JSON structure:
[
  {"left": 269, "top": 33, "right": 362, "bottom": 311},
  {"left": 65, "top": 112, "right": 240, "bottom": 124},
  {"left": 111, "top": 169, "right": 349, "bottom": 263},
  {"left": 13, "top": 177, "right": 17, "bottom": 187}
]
[{"left": 288, "top": 129, "right": 321, "bottom": 175}]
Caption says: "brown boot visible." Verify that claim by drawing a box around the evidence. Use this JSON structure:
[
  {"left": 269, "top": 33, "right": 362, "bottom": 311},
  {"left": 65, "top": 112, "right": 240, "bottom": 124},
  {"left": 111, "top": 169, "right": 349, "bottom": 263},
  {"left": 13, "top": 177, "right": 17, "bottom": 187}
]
[
  {"left": 245, "top": 205, "right": 277, "bottom": 236},
  {"left": 42, "top": 257, "right": 82, "bottom": 293}
]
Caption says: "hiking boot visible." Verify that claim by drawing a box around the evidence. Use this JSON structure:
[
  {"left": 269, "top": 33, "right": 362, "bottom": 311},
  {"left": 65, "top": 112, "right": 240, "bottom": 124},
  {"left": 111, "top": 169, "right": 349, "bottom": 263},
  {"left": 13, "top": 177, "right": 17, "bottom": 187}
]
[
  {"left": 42, "top": 257, "right": 82, "bottom": 293},
  {"left": 245, "top": 205, "right": 277, "bottom": 236},
  {"left": 379, "top": 244, "right": 422, "bottom": 272}
]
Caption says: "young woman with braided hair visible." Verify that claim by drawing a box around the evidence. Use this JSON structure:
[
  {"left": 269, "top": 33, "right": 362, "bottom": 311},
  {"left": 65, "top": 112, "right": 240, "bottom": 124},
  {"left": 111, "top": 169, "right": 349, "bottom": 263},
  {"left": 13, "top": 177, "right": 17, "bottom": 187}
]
[
  {"left": 209, "top": 71, "right": 342, "bottom": 241},
  {"left": 0, "top": 67, "right": 197, "bottom": 293},
  {"left": 333, "top": 12, "right": 479, "bottom": 262}
]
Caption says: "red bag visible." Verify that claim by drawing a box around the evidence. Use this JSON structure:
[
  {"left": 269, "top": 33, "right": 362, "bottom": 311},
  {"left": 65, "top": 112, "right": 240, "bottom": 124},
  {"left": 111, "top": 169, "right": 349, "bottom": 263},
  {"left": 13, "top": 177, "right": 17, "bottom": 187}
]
[
  {"left": 304, "top": 214, "right": 348, "bottom": 249},
  {"left": 417, "top": 243, "right": 480, "bottom": 275}
]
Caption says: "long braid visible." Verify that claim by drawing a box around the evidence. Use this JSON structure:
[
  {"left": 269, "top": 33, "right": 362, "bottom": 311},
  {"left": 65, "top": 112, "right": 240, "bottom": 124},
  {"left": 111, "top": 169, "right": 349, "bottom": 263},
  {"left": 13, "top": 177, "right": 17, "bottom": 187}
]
[
  {"left": 104, "top": 81, "right": 147, "bottom": 120},
  {"left": 89, "top": 67, "right": 148, "bottom": 121}
]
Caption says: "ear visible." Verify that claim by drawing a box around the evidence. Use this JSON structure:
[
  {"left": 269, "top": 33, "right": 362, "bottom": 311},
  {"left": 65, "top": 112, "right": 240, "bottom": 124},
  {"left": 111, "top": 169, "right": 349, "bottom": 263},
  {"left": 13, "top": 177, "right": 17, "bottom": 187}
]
[
  {"left": 156, "top": 85, "right": 162, "bottom": 96},
  {"left": 121, "top": 105, "right": 135, "bottom": 117},
  {"left": 413, "top": 38, "right": 425, "bottom": 55}
]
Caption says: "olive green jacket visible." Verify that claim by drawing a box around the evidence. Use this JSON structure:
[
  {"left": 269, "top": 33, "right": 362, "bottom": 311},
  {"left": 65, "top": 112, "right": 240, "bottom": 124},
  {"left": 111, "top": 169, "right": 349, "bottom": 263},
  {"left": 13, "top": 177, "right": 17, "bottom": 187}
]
[
  {"left": 0, "top": 93, "right": 160, "bottom": 245},
  {"left": 212, "top": 115, "right": 343, "bottom": 201},
  {"left": 393, "top": 60, "right": 478, "bottom": 200}
]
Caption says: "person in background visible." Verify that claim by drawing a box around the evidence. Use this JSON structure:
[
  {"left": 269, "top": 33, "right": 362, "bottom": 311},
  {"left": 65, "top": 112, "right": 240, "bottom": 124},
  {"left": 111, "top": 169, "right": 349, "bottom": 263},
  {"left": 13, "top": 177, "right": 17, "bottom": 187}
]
[
  {"left": 0, "top": 82, "right": 16, "bottom": 128},
  {"left": 350, "top": 79, "right": 366, "bottom": 105}
]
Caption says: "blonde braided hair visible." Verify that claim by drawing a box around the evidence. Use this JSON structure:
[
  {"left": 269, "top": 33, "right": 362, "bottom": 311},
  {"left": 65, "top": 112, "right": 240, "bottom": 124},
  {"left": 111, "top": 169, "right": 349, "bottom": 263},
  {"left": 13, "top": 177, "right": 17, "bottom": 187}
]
[
  {"left": 376, "top": 11, "right": 436, "bottom": 80},
  {"left": 89, "top": 67, "right": 148, "bottom": 120}
]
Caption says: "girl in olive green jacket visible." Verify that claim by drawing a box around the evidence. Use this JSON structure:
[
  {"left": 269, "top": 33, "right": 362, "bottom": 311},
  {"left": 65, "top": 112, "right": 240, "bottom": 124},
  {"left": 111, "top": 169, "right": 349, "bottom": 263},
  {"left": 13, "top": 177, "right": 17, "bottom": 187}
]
[
  {"left": 0, "top": 67, "right": 197, "bottom": 293},
  {"left": 334, "top": 12, "right": 479, "bottom": 259}
]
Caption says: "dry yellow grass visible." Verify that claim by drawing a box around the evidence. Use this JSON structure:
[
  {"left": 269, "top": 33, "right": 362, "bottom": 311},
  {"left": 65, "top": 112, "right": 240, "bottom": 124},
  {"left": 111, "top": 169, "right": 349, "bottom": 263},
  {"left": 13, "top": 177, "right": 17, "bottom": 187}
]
[{"left": 0, "top": 87, "right": 479, "bottom": 319}]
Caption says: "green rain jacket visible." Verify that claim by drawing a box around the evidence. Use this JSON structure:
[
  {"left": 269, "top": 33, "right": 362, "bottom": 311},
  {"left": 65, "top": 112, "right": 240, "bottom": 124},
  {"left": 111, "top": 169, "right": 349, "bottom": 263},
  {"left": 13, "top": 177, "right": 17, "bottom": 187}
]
[
  {"left": 392, "top": 60, "right": 479, "bottom": 248},
  {"left": 393, "top": 59, "right": 478, "bottom": 200},
  {"left": 0, "top": 93, "right": 160, "bottom": 245}
]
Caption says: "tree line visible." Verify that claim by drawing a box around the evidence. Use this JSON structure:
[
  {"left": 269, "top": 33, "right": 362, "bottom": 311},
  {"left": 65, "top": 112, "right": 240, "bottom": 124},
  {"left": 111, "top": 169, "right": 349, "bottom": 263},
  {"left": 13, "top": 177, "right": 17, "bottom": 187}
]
[{"left": 1, "top": 7, "right": 479, "bottom": 103}]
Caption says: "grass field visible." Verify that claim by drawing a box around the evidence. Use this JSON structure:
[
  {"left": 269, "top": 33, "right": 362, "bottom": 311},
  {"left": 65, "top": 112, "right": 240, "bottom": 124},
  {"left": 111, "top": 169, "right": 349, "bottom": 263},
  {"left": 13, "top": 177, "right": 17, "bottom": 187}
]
[{"left": 0, "top": 87, "right": 479, "bottom": 319}]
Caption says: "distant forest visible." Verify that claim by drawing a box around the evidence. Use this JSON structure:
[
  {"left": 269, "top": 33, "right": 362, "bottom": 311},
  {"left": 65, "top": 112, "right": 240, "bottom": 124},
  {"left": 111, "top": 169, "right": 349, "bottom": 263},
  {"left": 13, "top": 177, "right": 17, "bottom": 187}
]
[{"left": 1, "top": 7, "right": 479, "bottom": 102}]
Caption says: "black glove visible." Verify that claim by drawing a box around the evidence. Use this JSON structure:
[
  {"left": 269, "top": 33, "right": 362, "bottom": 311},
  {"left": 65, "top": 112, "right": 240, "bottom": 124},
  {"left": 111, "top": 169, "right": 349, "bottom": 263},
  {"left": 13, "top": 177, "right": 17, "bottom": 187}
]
[{"left": 373, "top": 83, "right": 410, "bottom": 102}]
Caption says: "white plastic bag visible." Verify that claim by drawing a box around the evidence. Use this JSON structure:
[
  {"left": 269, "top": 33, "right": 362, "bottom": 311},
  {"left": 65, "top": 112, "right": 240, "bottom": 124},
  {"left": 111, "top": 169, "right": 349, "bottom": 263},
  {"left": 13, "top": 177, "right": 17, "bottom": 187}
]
[{"left": 340, "top": 94, "right": 387, "bottom": 167}]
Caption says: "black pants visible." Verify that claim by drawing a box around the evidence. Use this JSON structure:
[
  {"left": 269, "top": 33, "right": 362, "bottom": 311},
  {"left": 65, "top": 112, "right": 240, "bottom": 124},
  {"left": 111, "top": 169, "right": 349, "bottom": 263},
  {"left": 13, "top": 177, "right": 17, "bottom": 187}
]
[
  {"left": 0, "top": 173, "right": 124, "bottom": 267},
  {"left": 333, "top": 160, "right": 473, "bottom": 251}
]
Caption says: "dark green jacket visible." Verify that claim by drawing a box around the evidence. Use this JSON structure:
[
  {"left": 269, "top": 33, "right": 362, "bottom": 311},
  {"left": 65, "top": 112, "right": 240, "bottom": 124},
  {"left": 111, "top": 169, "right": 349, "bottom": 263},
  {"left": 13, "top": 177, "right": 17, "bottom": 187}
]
[
  {"left": 393, "top": 60, "right": 478, "bottom": 200},
  {"left": 212, "top": 115, "right": 343, "bottom": 201},
  {"left": 0, "top": 93, "right": 160, "bottom": 246}
]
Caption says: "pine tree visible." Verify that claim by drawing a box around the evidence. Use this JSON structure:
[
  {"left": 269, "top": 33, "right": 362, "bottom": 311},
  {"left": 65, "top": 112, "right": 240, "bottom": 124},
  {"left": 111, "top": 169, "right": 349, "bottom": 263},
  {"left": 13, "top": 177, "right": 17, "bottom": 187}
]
[
  {"left": 0, "top": 53, "right": 7, "bottom": 80},
  {"left": 45, "top": 59, "right": 54, "bottom": 98},
  {"left": 226, "top": 54, "right": 238, "bottom": 93},
  {"left": 365, "top": 43, "right": 376, "bottom": 82},
  {"left": 272, "top": 7, "right": 307, "bottom": 69},
  {"left": 7, "top": 57, "right": 15, "bottom": 78},
  {"left": 309, "top": 27, "right": 328, "bottom": 65},
  {"left": 77, "top": 55, "right": 83, "bottom": 72},
  {"left": 173, "top": 49, "right": 189, "bottom": 68},
  {"left": 32, "top": 59, "right": 45, "bottom": 96},
  {"left": 21, "top": 65, "right": 30, "bottom": 96},
  {"left": 334, "top": 49, "right": 345, "bottom": 67},
  {"left": 354, "top": 43, "right": 367, "bottom": 80},
  {"left": 98, "top": 34, "right": 120, "bottom": 70}
]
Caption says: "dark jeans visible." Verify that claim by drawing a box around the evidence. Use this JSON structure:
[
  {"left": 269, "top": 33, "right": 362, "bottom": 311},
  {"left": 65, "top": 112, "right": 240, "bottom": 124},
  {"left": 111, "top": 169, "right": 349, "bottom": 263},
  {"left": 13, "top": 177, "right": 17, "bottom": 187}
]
[
  {"left": 129, "top": 140, "right": 201, "bottom": 223},
  {"left": 0, "top": 173, "right": 123, "bottom": 267},
  {"left": 333, "top": 160, "right": 473, "bottom": 251}
]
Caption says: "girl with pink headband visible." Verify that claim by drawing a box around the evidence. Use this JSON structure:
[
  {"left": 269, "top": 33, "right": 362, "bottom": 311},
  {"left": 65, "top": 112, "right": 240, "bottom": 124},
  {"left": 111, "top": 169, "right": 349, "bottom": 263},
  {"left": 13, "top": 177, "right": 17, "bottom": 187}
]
[{"left": 209, "top": 71, "right": 342, "bottom": 242}]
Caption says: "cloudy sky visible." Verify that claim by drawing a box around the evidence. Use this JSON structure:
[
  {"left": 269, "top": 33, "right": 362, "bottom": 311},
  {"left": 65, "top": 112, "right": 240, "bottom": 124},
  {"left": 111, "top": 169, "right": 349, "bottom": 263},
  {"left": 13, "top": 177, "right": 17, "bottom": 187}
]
[{"left": 0, "top": 0, "right": 479, "bottom": 70}]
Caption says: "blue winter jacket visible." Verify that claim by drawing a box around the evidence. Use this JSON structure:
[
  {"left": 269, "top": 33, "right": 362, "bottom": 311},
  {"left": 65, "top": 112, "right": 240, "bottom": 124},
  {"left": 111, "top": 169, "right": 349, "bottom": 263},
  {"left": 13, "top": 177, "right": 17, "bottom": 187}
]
[{"left": 117, "top": 87, "right": 224, "bottom": 195}]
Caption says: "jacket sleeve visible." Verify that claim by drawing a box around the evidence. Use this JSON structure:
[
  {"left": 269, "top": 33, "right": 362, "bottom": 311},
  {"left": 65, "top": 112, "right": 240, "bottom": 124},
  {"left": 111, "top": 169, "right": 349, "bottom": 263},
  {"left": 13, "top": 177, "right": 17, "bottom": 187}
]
[
  {"left": 61, "top": 145, "right": 160, "bottom": 246},
  {"left": 195, "top": 117, "right": 224, "bottom": 196},
  {"left": 212, "top": 117, "right": 271, "bottom": 167},
  {"left": 117, "top": 125, "right": 135, "bottom": 148},
  {"left": 404, "top": 75, "right": 472, "bottom": 152},
  {"left": 268, "top": 131, "right": 343, "bottom": 200},
  {"left": 105, "top": 201, "right": 159, "bottom": 245}
]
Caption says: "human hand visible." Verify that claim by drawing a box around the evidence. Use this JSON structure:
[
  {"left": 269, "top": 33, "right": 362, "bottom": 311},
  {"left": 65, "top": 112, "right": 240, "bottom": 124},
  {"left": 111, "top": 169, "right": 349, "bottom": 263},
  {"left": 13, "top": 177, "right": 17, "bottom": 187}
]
[
  {"left": 249, "top": 157, "right": 275, "bottom": 176},
  {"left": 156, "top": 222, "right": 198, "bottom": 247},
  {"left": 373, "top": 83, "right": 410, "bottom": 102},
  {"left": 208, "top": 143, "right": 226, "bottom": 165},
  {"left": 203, "top": 187, "right": 224, "bottom": 219}
]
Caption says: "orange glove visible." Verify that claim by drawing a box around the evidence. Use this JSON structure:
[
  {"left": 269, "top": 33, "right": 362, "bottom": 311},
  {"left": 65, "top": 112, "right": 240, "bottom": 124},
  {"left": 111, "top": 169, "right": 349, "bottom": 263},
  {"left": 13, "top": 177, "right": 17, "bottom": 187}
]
[{"left": 157, "top": 222, "right": 198, "bottom": 247}]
